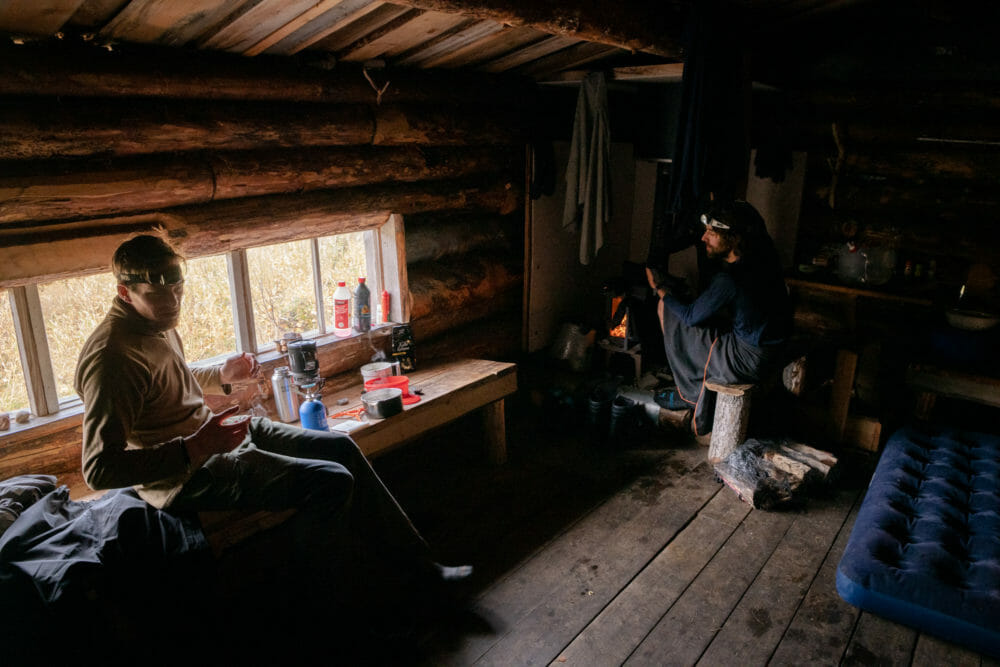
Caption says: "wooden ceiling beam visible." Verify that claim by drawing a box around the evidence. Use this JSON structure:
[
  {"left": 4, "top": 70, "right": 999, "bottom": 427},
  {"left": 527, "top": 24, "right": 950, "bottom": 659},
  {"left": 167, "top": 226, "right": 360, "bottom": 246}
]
[
  {"left": 0, "top": 40, "right": 536, "bottom": 104},
  {"left": 388, "top": 0, "right": 686, "bottom": 57},
  {"left": 539, "top": 63, "right": 685, "bottom": 85}
]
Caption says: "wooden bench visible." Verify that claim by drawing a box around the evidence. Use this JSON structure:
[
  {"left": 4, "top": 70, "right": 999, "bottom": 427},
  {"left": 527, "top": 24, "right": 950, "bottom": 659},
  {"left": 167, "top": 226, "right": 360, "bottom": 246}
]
[{"left": 15, "top": 358, "right": 516, "bottom": 556}]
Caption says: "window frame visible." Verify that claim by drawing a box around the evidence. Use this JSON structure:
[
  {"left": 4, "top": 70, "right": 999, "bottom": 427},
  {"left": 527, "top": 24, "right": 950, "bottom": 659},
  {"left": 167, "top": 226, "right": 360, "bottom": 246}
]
[{"left": 2, "top": 214, "right": 408, "bottom": 432}]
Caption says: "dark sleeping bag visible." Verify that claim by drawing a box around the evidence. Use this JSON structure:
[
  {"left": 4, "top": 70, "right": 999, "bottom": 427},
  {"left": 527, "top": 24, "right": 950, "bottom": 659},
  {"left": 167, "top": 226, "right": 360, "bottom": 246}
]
[{"left": 0, "top": 484, "right": 213, "bottom": 663}]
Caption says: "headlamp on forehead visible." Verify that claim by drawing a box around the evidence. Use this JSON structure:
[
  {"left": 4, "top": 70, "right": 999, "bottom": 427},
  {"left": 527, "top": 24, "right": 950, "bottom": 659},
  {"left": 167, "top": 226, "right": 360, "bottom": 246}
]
[
  {"left": 117, "top": 264, "right": 184, "bottom": 287},
  {"left": 701, "top": 214, "right": 731, "bottom": 231}
]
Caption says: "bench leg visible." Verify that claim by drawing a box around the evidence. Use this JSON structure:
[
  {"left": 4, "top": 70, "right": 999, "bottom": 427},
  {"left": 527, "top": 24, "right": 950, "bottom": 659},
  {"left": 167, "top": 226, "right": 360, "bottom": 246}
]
[{"left": 482, "top": 398, "right": 507, "bottom": 465}]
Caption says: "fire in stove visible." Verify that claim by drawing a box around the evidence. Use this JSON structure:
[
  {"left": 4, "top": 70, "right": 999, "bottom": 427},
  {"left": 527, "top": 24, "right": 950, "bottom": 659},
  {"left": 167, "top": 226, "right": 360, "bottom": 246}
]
[{"left": 607, "top": 294, "right": 641, "bottom": 351}]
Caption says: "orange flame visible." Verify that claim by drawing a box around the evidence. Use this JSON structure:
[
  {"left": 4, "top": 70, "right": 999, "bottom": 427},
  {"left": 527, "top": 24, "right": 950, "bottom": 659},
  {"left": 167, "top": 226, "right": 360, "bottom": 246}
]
[{"left": 609, "top": 296, "right": 628, "bottom": 338}]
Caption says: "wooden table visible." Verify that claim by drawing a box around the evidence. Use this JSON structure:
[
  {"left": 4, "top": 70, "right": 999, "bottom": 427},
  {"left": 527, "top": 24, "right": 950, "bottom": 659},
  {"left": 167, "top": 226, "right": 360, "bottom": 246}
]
[
  {"left": 324, "top": 357, "right": 518, "bottom": 464},
  {"left": 201, "top": 357, "right": 517, "bottom": 555}
]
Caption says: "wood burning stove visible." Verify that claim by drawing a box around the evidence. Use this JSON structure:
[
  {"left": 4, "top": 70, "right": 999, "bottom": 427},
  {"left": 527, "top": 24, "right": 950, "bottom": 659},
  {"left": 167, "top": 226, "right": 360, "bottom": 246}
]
[{"left": 597, "top": 263, "right": 668, "bottom": 380}]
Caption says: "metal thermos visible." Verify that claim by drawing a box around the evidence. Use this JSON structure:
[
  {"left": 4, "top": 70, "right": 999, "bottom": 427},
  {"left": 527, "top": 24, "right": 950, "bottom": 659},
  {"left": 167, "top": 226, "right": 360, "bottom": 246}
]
[{"left": 271, "top": 366, "right": 299, "bottom": 423}]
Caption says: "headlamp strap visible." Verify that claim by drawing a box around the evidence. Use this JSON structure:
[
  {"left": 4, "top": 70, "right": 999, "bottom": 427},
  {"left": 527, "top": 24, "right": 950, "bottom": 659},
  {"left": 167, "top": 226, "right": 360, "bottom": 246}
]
[{"left": 118, "top": 264, "right": 184, "bottom": 286}]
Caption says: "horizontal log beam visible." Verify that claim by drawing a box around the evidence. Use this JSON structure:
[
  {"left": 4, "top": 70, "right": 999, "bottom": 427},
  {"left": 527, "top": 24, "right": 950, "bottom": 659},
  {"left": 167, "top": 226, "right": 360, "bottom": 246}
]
[
  {"left": 0, "top": 98, "right": 371, "bottom": 160},
  {"left": 389, "top": 0, "right": 685, "bottom": 58},
  {"left": 0, "top": 146, "right": 520, "bottom": 225},
  {"left": 0, "top": 98, "right": 527, "bottom": 161},
  {"left": 407, "top": 248, "right": 523, "bottom": 345},
  {"left": 372, "top": 106, "right": 528, "bottom": 146},
  {"left": 790, "top": 84, "right": 1000, "bottom": 119},
  {"left": 411, "top": 284, "right": 523, "bottom": 344},
  {"left": 0, "top": 40, "right": 537, "bottom": 105},
  {"left": 407, "top": 251, "right": 524, "bottom": 321},
  {"left": 786, "top": 119, "right": 1000, "bottom": 146},
  {"left": 842, "top": 148, "right": 1000, "bottom": 182},
  {"left": 417, "top": 314, "right": 522, "bottom": 364},
  {"left": 404, "top": 212, "right": 520, "bottom": 263},
  {"left": 812, "top": 180, "right": 1000, "bottom": 223},
  {"left": 0, "top": 176, "right": 522, "bottom": 287}
]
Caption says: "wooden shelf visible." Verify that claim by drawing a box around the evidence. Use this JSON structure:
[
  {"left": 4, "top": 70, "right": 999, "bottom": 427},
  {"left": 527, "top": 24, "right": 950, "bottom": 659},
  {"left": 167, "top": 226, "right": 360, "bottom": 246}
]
[
  {"left": 787, "top": 278, "right": 934, "bottom": 307},
  {"left": 906, "top": 364, "right": 1000, "bottom": 409}
]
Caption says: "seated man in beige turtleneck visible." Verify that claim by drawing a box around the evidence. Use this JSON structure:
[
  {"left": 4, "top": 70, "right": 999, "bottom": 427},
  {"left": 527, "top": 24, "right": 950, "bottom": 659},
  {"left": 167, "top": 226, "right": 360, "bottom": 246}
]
[{"left": 74, "top": 232, "right": 471, "bottom": 592}]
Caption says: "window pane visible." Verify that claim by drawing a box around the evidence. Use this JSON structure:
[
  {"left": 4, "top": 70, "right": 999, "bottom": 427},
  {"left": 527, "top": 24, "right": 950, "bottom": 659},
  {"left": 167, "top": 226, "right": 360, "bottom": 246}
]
[
  {"left": 0, "top": 290, "right": 30, "bottom": 412},
  {"left": 318, "top": 232, "right": 368, "bottom": 327},
  {"left": 175, "top": 254, "right": 235, "bottom": 363},
  {"left": 37, "top": 273, "right": 116, "bottom": 401},
  {"left": 247, "top": 240, "right": 319, "bottom": 347}
]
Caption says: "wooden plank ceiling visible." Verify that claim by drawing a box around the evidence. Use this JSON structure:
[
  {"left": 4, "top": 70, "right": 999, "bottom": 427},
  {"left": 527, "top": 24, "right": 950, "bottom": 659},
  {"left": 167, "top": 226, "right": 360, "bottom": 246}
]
[
  {"left": 0, "top": 1, "right": 994, "bottom": 85},
  {"left": 0, "top": 0, "right": 688, "bottom": 82}
]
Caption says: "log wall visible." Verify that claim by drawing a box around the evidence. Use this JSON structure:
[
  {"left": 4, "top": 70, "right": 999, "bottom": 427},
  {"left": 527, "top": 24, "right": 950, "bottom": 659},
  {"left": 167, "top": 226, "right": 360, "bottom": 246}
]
[
  {"left": 768, "top": 84, "right": 1000, "bottom": 299},
  {"left": 0, "top": 41, "right": 529, "bottom": 479},
  {"left": 751, "top": 81, "right": 1000, "bottom": 428}
]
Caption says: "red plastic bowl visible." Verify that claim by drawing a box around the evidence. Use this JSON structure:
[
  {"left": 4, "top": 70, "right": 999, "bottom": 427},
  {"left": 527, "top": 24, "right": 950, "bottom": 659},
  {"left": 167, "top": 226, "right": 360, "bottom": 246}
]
[{"left": 364, "top": 375, "right": 420, "bottom": 404}]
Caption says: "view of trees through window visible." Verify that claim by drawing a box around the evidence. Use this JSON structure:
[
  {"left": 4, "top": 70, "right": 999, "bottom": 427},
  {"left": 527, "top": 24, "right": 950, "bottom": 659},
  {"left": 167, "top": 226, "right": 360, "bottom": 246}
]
[
  {"left": 38, "top": 273, "right": 117, "bottom": 403},
  {"left": 1, "top": 231, "right": 370, "bottom": 416},
  {"left": 248, "top": 239, "right": 319, "bottom": 347},
  {"left": 175, "top": 254, "right": 236, "bottom": 363}
]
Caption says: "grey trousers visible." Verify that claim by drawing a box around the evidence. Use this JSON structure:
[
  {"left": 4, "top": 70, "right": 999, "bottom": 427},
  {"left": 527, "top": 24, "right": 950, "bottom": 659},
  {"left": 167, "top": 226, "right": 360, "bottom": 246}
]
[
  {"left": 659, "top": 300, "right": 771, "bottom": 436},
  {"left": 168, "top": 417, "right": 429, "bottom": 561}
]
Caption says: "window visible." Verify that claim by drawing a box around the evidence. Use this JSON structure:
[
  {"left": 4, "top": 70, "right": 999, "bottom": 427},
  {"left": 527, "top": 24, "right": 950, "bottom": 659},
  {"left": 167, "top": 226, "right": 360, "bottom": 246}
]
[
  {"left": 318, "top": 232, "right": 368, "bottom": 331},
  {"left": 247, "top": 239, "right": 321, "bottom": 347},
  {"left": 175, "top": 254, "right": 235, "bottom": 363},
  {"left": 38, "top": 273, "right": 117, "bottom": 402},
  {"left": 2, "top": 215, "right": 406, "bottom": 426},
  {"left": 1, "top": 290, "right": 29, "bottom": 414}
]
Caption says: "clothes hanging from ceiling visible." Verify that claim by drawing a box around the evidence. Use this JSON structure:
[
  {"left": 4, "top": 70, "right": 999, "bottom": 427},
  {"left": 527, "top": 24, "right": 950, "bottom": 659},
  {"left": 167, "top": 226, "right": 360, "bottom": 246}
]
[
  {"left": 562, "top": 71, "right": 611, "bottom": 266},
  {"left": 646, "top": 0, "right": 749, "bottom": 275}
]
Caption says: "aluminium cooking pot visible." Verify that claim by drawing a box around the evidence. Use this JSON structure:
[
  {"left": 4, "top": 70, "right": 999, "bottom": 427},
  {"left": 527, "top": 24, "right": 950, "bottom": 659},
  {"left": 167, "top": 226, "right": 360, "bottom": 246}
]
[{"left": 361, "top": 387, "right": 404, "bottom": 419}]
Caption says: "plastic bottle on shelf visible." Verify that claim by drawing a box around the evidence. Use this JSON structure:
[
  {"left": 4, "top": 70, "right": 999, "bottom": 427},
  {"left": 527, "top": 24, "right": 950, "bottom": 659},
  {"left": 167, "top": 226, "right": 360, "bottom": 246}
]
[
  {"left": 333, "top": 280, "right": 351, "bottom": 337},
  {"left": 380, "top": 289, "right": 391, "bottom": 324},
  {"left": 354, "top": 277, "right": 371, "bottom": 332}
]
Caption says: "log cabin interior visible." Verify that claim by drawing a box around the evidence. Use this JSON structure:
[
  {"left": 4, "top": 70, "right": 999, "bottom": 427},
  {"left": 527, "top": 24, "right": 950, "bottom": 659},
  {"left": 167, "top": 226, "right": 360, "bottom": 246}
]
[{"left": 2, "top": 1, "right": 999, "bottom": 664}]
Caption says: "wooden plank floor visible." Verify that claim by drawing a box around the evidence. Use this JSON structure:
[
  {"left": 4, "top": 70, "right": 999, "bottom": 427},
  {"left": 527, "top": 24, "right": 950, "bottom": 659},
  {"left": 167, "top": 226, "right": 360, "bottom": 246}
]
[
  {"left": 363, "top": 384, "right": 1000, "bottom": 667},
  {"left": 206, "top": 366, "right": 999, "bottom": 666}
]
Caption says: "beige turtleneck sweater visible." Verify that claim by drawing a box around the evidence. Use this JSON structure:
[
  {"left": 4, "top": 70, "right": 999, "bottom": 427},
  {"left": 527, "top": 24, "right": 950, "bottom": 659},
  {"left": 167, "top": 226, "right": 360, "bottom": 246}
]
[{"left": 74, "top": 297, "right": 228, "bottom": 508}]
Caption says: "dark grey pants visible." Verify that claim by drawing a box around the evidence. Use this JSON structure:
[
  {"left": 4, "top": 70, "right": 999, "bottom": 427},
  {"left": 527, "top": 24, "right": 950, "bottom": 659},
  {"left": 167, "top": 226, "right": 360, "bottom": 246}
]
[
  {"left": 168, "top": 417, "right": 429, "bottom": 561},
  {"left": 660, "top": 302, "right": 771, "bottom": 436}
]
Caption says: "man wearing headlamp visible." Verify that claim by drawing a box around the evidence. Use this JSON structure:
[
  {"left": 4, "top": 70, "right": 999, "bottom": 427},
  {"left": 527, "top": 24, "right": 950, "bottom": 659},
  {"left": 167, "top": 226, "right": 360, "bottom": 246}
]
[
  {"left": 75, "top": 232, "right": 471, "bottom": 609},
  {"left": 646, "top": 200, "right": 792, "bottom": 437}
]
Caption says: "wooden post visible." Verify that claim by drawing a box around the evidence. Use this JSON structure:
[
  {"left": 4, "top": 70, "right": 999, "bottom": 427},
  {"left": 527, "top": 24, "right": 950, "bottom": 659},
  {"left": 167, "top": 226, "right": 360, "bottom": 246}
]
[
  {"left": 482, "top": 399, "right": 507, "bottom": 465},
  {"left": 830, "top": 349, "right": 858, "bottom": 443},
  {"left": 705, "top": 382, "right": 754, "bottom": 464}
]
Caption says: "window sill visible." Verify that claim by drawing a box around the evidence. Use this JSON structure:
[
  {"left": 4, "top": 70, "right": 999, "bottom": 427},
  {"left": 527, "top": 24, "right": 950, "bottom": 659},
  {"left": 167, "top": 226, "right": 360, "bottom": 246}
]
[
  {"left": 1, "top": 322, "right": 400, "bottom": 446},
  {"left": 1, "top": 403, "right": 83, "bottom": 446}
]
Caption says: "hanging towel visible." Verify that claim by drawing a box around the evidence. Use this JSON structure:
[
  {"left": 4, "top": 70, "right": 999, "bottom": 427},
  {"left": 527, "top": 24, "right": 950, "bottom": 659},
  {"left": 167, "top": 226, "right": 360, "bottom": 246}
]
[{"left": 563, "top": 71, "right": 611, "bottom": 266}]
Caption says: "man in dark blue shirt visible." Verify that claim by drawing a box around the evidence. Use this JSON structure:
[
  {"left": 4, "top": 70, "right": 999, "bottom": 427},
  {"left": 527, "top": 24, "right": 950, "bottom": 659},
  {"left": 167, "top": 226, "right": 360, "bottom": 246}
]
[{"left": 647, "top": 200, "right": 791, "bottom": 436}]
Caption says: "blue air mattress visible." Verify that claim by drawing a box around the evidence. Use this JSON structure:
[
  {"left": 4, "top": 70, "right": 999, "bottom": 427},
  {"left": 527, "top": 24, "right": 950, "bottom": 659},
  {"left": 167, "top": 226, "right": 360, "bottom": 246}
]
[{"left": 836, "top": 425, "right": 1000, "bottom": 657}]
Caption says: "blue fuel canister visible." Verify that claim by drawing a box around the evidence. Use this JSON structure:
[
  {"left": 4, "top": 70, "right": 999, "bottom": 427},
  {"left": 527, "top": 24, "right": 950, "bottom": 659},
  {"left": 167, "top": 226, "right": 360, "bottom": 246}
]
[{"left": 299, "top": 392, "right": 329, "bottom": 431}]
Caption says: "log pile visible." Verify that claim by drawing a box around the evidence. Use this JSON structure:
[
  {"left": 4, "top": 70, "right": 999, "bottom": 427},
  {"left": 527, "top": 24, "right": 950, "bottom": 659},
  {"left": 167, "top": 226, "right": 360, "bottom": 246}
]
[{"left": 713, "top": 438, "right": 839, "bottom": 510}]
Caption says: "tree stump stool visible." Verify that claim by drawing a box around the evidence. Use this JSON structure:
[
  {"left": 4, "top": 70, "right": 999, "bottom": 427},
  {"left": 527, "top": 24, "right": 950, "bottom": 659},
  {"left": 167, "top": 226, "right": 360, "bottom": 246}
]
[{"left": 704, "top": 381, "right": 755, "bottom": 463}]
